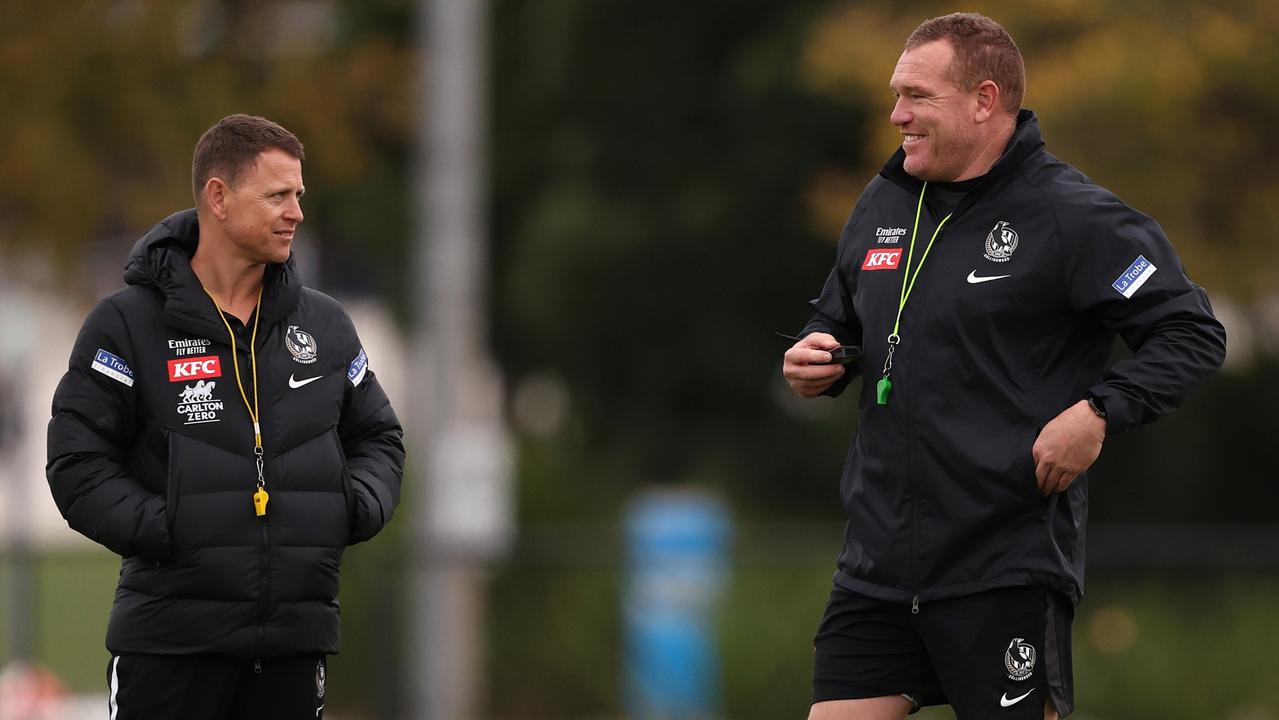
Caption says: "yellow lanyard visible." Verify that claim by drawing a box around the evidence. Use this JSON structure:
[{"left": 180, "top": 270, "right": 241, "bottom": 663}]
[
  {"left": 202, "top": 285, "right": 270, "bottom": 517},
  {"left": 878, "top": 182, "right": 952, "bottom": 406}
]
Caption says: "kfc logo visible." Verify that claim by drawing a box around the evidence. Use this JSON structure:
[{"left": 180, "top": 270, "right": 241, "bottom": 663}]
[
  {"left": 168, "top": 355, "right": 222, "bottom": 383},
  {"left": 862, "top": 248, "right": 903, "bottom": 271}
]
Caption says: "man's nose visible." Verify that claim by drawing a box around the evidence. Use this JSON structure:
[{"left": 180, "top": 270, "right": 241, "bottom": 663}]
[
  {"left": 285, "top": 198, "right": 304, "bottom": 223},
  {"left": 890, "top": 98, "right": 911, "bottom": 126}
]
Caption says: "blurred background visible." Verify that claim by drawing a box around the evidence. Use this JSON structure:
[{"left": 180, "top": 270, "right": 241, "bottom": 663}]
[{"left": 2, "top": 0, "right": 1278, "bottom": 718}]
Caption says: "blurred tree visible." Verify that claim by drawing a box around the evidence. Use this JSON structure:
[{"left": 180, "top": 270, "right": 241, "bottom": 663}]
[
  {"left": 491, "top": 0, "right": 1279, "bottom": 531},
  {"left": 798, "top": 0, "right": 1279, "bottom": 301},
  {"left": 492, "top": 0, "right": 870, "bottom": 524},
  {"left": 0, "top": 0, "right": 415, "bottom": 299}
]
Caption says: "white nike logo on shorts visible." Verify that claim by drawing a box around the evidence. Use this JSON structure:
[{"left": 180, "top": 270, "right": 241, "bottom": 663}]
[
  {"left": 967, "top": 270, "right": 1013, "bottom": 284},
  {"left": 1000, "top": 688, "right": 1036, "bottom": 707},
  {"left": 289, "top": 374, "right": 323, "bottom": 389}
]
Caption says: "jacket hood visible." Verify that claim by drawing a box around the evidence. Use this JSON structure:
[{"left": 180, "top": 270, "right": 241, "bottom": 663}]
[{"left": 123, "top": 208, "right": 302, "bottom": 335}]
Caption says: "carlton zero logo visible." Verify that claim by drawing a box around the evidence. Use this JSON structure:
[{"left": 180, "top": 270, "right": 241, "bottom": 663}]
[
  {"left": 862, "top": 248, "right": 903, "bottom": 271},
  {"left": 168, "top": 355, "right": 222, "bottom": 383},
  {"left": 176, "top": 380, "right": 224, "bottom": 425}
]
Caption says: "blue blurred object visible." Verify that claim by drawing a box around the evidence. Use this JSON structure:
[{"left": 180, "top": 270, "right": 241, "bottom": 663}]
[{"left": 624, "top": 489, "right": 732, "bottom": 719}]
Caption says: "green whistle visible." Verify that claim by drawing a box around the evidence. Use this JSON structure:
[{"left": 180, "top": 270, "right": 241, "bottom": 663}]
[{"left": 876, "top": 376, "right": 892, "bottom": 405}]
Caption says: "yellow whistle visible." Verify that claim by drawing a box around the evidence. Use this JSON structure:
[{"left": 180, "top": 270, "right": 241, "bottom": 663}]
[{"left": 253, "top": 488, "right": 270, "bottom": 517}]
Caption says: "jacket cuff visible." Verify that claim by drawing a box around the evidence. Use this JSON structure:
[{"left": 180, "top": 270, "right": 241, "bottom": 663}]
[{"left": 1084, "top": 386, "right": 1127, "bottom": 434}]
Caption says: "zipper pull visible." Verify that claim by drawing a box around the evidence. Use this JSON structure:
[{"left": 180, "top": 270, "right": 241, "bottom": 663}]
[
  {"left": 911, "top": 595, "right": 920, "bottom": 614},
  {"left": 254, "top": 658, "right": 262, "bottom": 674}
]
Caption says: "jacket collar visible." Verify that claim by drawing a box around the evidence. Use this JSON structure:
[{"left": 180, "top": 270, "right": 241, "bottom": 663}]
[
  {"left": 123, "top": 208, "right": 302, "bottom": 338},
  {"left": 878, "top": 109, "right": 1045, "bottom": 216}
]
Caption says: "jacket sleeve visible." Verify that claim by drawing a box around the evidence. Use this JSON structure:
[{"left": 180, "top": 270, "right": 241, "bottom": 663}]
[
  {"left": 1063, "top": 195, "right": 1227, "bottom": 431},
  {"left": 338, "top": 340, "right": 406, "bottom": 544},
  {"left": 799, "top": 182, "right": 879, "bottom": 398},
  {"left": 46, "top": 299, "right": 170, "bottom": 561}
]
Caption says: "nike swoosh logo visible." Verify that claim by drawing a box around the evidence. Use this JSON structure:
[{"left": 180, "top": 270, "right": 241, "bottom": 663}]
[
  {"left": 967, "top": 270, "right": 1013, "bottom": 284},
  {"left": 288, "top": 374, "right": 323, "bottom": 389},
  {"left": 1000, "top": 688, "right": 1035, "bottom": 708}
]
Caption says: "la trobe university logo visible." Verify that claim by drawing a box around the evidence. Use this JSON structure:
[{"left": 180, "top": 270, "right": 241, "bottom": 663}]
[{"left": 983, "top": 221, "right": 1019, "bottom": 263}]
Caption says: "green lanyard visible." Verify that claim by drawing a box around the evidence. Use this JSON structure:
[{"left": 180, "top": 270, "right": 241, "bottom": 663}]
[{"left": 878, "top": 183, "right": 951, "bottom": 405}]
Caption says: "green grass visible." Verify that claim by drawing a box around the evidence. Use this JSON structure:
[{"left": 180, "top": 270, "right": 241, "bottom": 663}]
[
  {"left": 6, "top": 551, "right": 1279, "bottom": 720},
  {"left": 0, "top": 550, "right": 118, "bottom": 691}
]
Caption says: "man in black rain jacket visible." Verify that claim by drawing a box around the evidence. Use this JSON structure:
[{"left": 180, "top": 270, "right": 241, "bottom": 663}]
[
  {"left": 782, "top": 14, "right": 1225, "bottom": 720},
  {"left": 47, "top": 114, "right": 404, "bottom": 719}
]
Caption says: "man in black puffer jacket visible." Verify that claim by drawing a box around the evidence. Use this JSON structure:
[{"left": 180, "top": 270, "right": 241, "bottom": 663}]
[{"left": 47, "top": 114, "right": 404, "bottom": 719}]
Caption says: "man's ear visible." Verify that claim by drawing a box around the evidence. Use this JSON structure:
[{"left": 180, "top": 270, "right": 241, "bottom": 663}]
[
  {"left": 974, "top": 80, "right": 1000, "bottom": 123},
  {"left": 204, "top": 177, "right": 231, "bottom": 221}
]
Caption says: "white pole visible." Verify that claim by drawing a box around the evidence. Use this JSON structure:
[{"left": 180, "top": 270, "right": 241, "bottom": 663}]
[{"left": 409, "top": 0, "right": 512, "bottom": 717}]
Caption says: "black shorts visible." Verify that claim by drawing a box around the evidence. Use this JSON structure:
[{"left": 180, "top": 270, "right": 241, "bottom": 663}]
[
  {"left": 107, "top": 653, "right": 327, "bottom": 720},
  {"left": 812, "top": 584, "right": 1074, "bottom": 719}
]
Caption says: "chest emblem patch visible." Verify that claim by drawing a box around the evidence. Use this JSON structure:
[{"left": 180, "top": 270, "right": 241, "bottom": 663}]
[
  {"left": 285, "top": 325, "right": 319, "bottom": 364},
  {"left": 167, "top": 337, "right": 212, "bottom": 357},
  {"left": 875, "top": 227, "right": 907, "bottom": 244},
  {"left": 167, "top": 355, "right": 221, "bottom": 383},
  {"left": 983, "top": 221, "right": 1019, "bottom": 263},
  {"left": 862, "top": 248, "right": 903, "bottom": 271},
  {"left": 176, "top": 380, "right": 223, "bottom": 425}
]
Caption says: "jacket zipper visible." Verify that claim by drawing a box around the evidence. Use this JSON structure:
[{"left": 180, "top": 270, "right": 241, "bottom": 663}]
[
  {"left": 259, "top": 516, "right": 270, "bottom": 639},
  {"left": 232, "top": 333, "right": 271, "bottom": 655},
  {"left": 904, "top": 204, "right": 951, "bottom": 617}
]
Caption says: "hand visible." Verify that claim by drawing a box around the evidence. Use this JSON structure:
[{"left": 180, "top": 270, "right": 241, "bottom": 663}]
[
  {"left": 1032, "top": 400, "right": 1106, "bottom": 496},
  {"left": 782, "top": 332, "right": 846, "bottom": 398}
]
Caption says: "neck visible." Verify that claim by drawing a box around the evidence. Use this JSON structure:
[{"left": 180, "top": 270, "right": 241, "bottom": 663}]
[
  {"left": 953, "top": 115, "right": 1017, "bottom": 182},
  {"left": 190, "top": 233, "right": 266, "bottom": 324}
]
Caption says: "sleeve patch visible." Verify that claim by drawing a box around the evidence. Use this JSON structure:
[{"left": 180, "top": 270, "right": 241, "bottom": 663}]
[
  {"left": 91, "top": 348, "right": 135, "bottom": 387},
  {"left": 1112, "top": 255, "right": 1157, "bottom": 298},
  {"left": 347, "top": 348, "right": 368, "bottom": 386}
]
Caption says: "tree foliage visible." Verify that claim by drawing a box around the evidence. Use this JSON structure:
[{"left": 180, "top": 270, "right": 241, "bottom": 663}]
[
  {"left": 798, "top": 0, "right": 1279, "bottom": 300},
  {"left": 0, "top": 0, "right": 414, "bottom": 298}
]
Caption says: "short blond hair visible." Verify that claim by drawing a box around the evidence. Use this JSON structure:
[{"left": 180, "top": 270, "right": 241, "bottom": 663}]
[{"left": 906, "top": 13, "right": 1025, "bottom": 114}]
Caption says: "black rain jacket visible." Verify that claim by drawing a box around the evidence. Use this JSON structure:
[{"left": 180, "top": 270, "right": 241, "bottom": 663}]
[
  {"left": 803, "top": 111, "right": 1226, "bottom": 606},
  {"left": 47, "top": 209, "right": 405, "bottom": 658}
]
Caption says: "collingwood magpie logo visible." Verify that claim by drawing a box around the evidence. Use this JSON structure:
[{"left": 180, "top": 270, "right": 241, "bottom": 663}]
[
  {"left": 1004, "top": 637, "right": 1037, "bottom": 681},
  {"left": 983, "top": 221, "right": 1019, "bottom": 263},
  {"left": 285, "top": 325, "right": 319, "bottom": 364}
]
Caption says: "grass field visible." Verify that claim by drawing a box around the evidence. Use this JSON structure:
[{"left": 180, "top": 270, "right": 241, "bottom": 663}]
[{"left": 5, "top": 551, "right": 1279, "bottom": 719}]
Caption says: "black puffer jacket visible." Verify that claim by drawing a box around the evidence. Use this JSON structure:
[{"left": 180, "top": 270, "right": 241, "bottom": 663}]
[
  {"left": 47, "top": 209, "right": 405, "bottom": 658},
  {"left": 803, "top": 111, "right": 1225, "bottom": 606}
]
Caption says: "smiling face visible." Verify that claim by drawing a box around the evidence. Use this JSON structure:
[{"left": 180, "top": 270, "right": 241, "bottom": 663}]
[
  {"left": 889, "top": 40, "right": 985, "bottom": 182},
  {"left": 219, "top": 148, "right": 305, "bottom": 265}
]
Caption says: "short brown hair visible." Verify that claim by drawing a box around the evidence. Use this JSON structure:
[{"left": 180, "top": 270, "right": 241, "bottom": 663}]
[
  {"left": 906, "top": 13, "right": 1024, "bottom": 114},
  {"left": 192, "top": 114, "right": 305, "bottom": 204}
]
